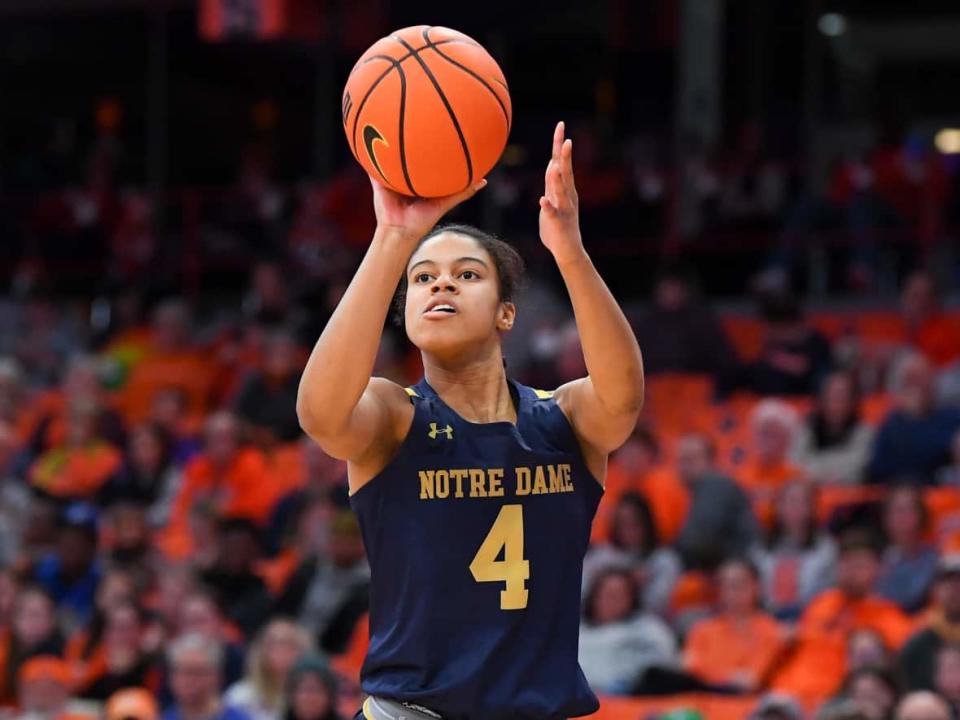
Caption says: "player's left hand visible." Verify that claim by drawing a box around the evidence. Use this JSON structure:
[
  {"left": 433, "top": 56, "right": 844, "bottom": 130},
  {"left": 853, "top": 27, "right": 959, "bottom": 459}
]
[{"left": 539, "top": 121, "right": 585, "bottom": 265}]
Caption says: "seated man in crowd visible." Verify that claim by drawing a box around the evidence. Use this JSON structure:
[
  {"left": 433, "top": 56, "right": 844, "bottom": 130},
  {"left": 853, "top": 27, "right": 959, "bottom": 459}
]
[
  {"left": 772, "top": 531, "right": 913, "bottom": 707},
  {"left": 901, "top": 555, "right": 960, "bottom": 691}
]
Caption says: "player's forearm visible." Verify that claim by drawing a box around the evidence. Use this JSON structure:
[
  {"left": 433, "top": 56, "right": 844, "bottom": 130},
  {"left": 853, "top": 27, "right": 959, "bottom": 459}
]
[
  {"left": 297, "top": 227, "right": 415, "bottom": 435},
  {"left": 557, "top": 249, "right": 644, "bottom": 414}
]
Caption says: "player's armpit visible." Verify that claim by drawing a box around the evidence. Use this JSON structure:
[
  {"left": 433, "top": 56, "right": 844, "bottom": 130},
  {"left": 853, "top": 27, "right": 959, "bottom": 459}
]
[
  {"left": 554, "top": 376, "right": 640, "bottom": 456},
  {"left": 301, "top": 376, "right": 412, "bottom": 465}
]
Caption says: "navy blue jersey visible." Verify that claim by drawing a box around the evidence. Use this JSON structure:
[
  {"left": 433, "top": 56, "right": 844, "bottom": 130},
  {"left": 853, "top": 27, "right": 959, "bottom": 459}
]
[{"left": 349, "top": 378, "right": 602, "bottom": 720}]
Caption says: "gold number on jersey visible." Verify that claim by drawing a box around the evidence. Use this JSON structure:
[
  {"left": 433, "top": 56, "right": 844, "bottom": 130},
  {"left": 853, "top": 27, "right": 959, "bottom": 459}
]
[{"left": 469, "top": 504, "right": 529, "bottom": 610}]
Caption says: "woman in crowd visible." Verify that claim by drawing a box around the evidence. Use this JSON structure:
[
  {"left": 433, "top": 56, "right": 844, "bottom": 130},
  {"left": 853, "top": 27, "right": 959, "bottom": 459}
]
[
  {"left": 283, "top": 654, "right": 342, "bottom": 720},
  {"left": 582, "top": 492, "right": 681, "bottom": 615},
  {"left": 752, "top": 480, "right": 837, "bottom": 620},
  {"left": 876, "top": 485, "right": 939, "bottom": 613},
  {"left": 225, "top": 618, "right": 314, "bottom": 720},
  {"left": 684, "top": 558, "right": 786, "bottom": 692},
  {"left": 793, "top": 371, "right": 874, "bottom": 485},
  {"left": 578, "top": 567, "right": 677, "bottom": 695}
]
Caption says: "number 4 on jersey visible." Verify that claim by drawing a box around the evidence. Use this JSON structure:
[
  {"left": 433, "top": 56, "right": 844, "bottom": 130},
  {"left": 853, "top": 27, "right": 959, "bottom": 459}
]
[{"left": 469, "top": 504, "right": 530, "bottom": 610}]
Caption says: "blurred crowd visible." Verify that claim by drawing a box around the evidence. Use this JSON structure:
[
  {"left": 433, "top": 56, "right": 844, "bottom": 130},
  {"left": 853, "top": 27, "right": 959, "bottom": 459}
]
[{"left": 3, "top": 117, "right": 960, "bottom": 720}]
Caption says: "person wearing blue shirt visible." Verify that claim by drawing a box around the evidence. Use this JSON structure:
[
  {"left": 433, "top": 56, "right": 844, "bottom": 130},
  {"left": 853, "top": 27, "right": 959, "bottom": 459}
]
[
  {"left": 32, "top": 502, "right": 102, "bottom": 627},
  {"left": 868, "top": 354, "right": 960, "bottom": 484}
]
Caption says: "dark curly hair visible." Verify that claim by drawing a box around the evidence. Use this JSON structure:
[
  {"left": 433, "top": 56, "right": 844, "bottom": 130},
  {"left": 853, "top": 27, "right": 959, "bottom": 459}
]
[{"left": 392, "top": 223, "right": 526, "bottom": 326}]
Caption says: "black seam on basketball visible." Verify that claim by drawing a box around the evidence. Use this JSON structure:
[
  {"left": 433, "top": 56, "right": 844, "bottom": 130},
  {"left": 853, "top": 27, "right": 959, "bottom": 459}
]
[
  {"left": 396, "top": 61, "right": 418, "bottom": 197},
  {"left": 392, "top": 33, "right": 473, "bottom": 189},
  {"left": 349, "top": 55, "right": 418, "bottom": 196},
  {"left": 356, "top": 38, "right": 481, "bottom": 71},
  {"left": 421, "top": 26, "right": 510, "bottom": 130}
]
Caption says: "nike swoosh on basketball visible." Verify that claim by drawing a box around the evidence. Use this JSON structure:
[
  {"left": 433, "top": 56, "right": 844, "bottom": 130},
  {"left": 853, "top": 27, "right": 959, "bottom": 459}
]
[{"left": 363, "top": 124, "right": 389, "bottom": 181}]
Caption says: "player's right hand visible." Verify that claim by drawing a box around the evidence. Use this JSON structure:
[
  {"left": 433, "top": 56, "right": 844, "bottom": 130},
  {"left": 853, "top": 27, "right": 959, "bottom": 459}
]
[{"left": 371, "top": 176, "right": 487, "bottom": 243}]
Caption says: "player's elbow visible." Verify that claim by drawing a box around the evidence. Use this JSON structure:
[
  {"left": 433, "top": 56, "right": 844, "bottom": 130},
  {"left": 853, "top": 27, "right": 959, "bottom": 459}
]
[{"left": 296, "top": 388, "right": 327, "bottom": 437}]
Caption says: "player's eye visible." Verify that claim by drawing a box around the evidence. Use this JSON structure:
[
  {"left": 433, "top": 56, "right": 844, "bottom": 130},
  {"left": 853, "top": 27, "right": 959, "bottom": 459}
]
[
  {"left": 414, "top": 273, "right": 433, "bottom": 283},
  {"left": 460, "top": 270, "right": 478, "bottom": 280}
]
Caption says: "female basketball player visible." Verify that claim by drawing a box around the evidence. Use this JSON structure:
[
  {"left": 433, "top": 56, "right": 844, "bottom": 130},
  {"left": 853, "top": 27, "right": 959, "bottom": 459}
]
[{"left": 297, "top": 122, "right": 644, "bottom": 720}]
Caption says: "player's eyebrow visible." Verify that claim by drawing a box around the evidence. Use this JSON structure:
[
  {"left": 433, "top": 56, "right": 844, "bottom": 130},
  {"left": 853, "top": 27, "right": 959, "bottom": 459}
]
[{"left": 408, "top": 256, "right": 489, "bottom": 273}]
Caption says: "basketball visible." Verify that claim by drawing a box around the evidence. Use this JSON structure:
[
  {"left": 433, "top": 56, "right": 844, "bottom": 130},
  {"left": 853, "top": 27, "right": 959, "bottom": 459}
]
[{"left": 342, "top": 25, "right": 512, "bottom": 198}]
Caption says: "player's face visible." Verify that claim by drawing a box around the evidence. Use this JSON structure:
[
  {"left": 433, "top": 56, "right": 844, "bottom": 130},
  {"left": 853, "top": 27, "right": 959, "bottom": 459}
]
[{"left": 404, "top": 232, "right": 515, "bottom": 357}]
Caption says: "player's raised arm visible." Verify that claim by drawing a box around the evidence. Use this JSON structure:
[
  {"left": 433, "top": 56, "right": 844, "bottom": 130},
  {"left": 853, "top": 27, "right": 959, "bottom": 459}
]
[
  {"left": 540, "top": 122, "right": 645, "bottom": 455},
  {"left": 296, "top": 177, "right": 486, "bottom": 461}
]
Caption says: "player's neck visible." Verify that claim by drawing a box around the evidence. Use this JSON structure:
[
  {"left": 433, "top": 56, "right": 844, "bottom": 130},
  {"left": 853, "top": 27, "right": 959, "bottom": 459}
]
[{"left": 423, "top": 354, "right": 515, "bottom": 425}]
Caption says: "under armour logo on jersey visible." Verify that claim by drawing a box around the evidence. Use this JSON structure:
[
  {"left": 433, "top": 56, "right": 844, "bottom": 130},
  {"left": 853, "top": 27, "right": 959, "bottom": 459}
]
[{"left": 428, "top": 422, "right": 454, "bottom": 440}]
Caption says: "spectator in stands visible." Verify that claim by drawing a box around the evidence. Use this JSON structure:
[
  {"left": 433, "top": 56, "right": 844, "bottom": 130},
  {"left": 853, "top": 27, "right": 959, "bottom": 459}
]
[
  {"left": 582, "top": 492, "right": 681, "bottom": 615},
  {"left": 266, "top": 438, "right": 345, "bottom": 557},
  {"left": 76, "top": 602, "right": 161, "bottom": 699},
  {"left": 901, "top": 556, "right": 960, "bottom": 691},
  {"left": 723, "top": 292, "right": 833, "bottom": 397},
  {"left": 900, "top": 271, "right": 960, "bottom": 368},
  {"left": 839, "top": 667, "right": 901, "bottom": 720},
  {"left": 772, "top": 532, "right": 912, "bottom": 707},
  {"left": 31, "top": 502, "right": 102, "bottom": 627},
  {"left": 200, "top": 518, "right": 273, "bottom": 639},
  {"left": 894, "top": 691, "right": 952, "bottom": 720},
  {"left": 283, "top": 654, "right": 342, "bottom": 720},
  {"left": 224, "top": 618, "right": 313, "bottom": 720},
  {"left": 64, "top": 566, "right": 137, "bottom": 671},
  {"left": 684, "top": 558, "right": 785, "bottom": 692},
  {"left": 276, "top": 508, "right": 370, "bottom": 655},
  {"left": 749, "top": 694, "right": 804, "bottom": 720},
  {"left": 739, "top": 400, "right": 803, "bottom": 519},
  {"left": 233, "top": 328, "right": 304, "bottom": 446},
  {"left": 103, "top": 498, "right": 158, "bottom": 589},
  {"left": 631, "top": 267, "right": 735, "bottom": 377},
  {"left": 794, "top": 371, "right": 875, "bottom": 485},
  {"left": 0, "top": 419, "right": 30, "bottom": 567},
  {"left": 0, "top": 587, "right": 63, "bottom": 704},
  {"left": 160, "top": 411, "right": 278, "bottom": 559},
  {"left": 674, "top": 434, "right": 759, "bottom": 570},
  {"left": 578, "top": 567, "right": 677, "bottom": 695},
  {"left": 148, "top": 387, "right": 202, "bottom": 465},
  {"left": 102, "top": 422, "right": 179, "bottom": 527},
  {"left": 848, "top": 630, "right": 893, "bottom": 674},
  {"left": 752, "top": 480, "right": 837, "bottom": 620},
  {"left": 175, "top": 592, "right": 245, "bottom": 689},
  {"left": 16, "top": 656, "right": 80, "bottom": 720},
  {"left": 23, "top": 354, "right": 126, "bottom": 452},
  {"left": 0, "top": 570, "right": 16, "bottom": 633},
  {"left": 868, "top": 353, "right": 960, "bottom": 484},
  {"left": 934, "top": 644, "right": 960, "bottom": 716},
  {"left": 877, "top": 485, "right": 939, "bottom": 613},
  {"left": 592, "top": 425, "right": 686, "bottom": 546},
  {"left": 29, "top": 398, "right": 123, "bottom": 500},
  {"left": 163, "top": 633, "right": 251, "bottom": 720},
  {"left": 106, "top": 688, "right": 160, "bottom": 720},
  {"left": 119, "top": 298, "right": 217, "bottom": 423}
]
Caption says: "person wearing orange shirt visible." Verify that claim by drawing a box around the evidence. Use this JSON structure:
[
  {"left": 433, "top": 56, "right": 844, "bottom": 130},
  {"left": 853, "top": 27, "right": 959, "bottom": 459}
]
[
  {"left": 593, "top": 426, "right": 688, "bottom": 545},
  {"left": 739, "top": 399, "right": 804, "bottom": 526},
  {"left": 29, "top": 399, "right": 123, "bottom": 501},
  {"left": 685, "top": 558, "right": 786, "bottom": 692},
  {"left": 772, "top": 532, "right": 914, "bottom": 707},
  {"left": 900, "top": 271, "right": 960, "bottom": 368},
  {"left": 158, "top": 412, "right": 280, "bottom": 559},
  {"left": 117, "top": 298, "right": 218, "bottom": 423}
]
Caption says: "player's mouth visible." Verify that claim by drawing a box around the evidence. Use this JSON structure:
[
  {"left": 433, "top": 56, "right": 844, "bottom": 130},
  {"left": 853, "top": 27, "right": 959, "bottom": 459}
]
[{"left": 423, "top": 300, "right": 458, "bottom": 318}]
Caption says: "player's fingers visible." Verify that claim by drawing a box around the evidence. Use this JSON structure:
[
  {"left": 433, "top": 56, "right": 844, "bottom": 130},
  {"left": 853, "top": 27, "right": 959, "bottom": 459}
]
[
  {"left": 549, "top": 163, "right": 569, "bottom": 208},
  {"left": 553, "top": 122, "right": 565, "bottom": 162},
  {"left": 560, "top": 139, "right": 577, "bottom": 203},
  {"left": 544, "top": 161, "right": 560, "bottom": 207},
  {"left": 539, "top": 196, "right": 557, "bottom": 214}
]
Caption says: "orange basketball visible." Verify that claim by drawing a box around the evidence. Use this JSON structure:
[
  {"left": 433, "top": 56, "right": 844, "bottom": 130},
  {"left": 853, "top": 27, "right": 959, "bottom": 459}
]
[{"left": 342, "top": 25, "right": 512, "bottom": 198}]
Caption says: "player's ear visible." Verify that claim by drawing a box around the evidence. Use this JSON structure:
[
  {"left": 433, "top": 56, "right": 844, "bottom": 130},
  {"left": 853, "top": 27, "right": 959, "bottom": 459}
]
[{"left": 497, "top": 302, "right": 516, "bottom": 331}]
